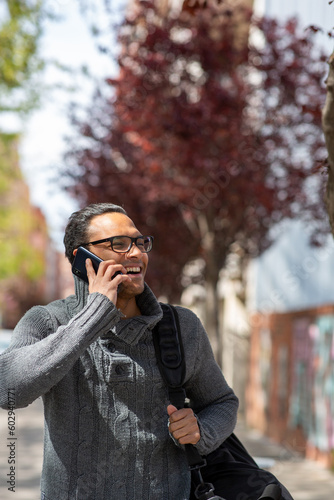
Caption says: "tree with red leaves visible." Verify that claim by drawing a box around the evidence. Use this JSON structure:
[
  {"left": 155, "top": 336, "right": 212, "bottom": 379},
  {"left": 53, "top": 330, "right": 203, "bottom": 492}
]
[{"left": 64, "top": 1, "right": 328, "bottom": 361}]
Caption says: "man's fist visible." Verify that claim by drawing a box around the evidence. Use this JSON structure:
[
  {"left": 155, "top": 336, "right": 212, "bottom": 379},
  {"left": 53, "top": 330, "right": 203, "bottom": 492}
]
[{"left": 167, "top": 404, "right": 200, "bottom": 445}]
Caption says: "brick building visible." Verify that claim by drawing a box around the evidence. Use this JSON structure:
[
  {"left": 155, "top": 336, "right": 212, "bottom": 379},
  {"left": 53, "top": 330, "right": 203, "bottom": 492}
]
[{"left": 247, "top": 304, "right": 334, "bottom": 468}]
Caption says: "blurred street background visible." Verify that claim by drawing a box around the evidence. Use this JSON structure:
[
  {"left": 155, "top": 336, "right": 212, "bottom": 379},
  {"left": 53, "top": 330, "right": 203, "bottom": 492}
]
[{"left": 1, "top": 0, "right": 334, "bottom": 498}]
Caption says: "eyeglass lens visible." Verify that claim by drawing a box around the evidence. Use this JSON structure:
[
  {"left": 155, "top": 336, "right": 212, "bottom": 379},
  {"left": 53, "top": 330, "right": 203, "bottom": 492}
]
[{"left": 112, "top": 236, "right": 152, "bottom": 253}]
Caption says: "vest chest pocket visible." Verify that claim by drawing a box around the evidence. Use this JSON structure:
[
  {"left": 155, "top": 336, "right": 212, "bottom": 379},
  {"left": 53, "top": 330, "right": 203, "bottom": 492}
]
[
  {"left": 97, "top": 339, "right": 134, "bottom": 383},
  {"left": 105, "top": 356, "right": 134, "bottom": 383}
]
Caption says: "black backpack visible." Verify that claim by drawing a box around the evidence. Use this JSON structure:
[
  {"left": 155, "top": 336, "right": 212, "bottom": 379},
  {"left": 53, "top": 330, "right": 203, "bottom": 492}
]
[{"left": 153, "top": 304, "right": 293, "bottom": 500}]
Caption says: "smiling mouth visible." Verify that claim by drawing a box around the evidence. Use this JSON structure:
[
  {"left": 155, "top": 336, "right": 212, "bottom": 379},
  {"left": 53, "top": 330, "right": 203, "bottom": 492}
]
[{"left": 126, "top": 266, "right": 141, "bottom": 275}]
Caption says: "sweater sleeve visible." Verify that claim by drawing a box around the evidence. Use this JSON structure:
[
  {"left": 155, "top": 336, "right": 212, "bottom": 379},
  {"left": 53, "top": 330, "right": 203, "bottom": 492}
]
[
  {"left": 177, "top": 307, "right": 239, "bottom": 456},
  {"left": 0, "top": 293, "right": 122, "bottom": 409}
]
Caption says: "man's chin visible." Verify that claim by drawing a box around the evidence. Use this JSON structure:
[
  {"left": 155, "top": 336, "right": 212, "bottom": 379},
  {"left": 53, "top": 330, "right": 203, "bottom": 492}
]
[{"left": 118, "top": 280, "right": 145, "bottom": 298}]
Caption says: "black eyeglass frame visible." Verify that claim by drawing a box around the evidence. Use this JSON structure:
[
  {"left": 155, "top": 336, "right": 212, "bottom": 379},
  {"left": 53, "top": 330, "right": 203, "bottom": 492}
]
[{"left": 81, "top": 235, "right": 154, "bottom": 253}]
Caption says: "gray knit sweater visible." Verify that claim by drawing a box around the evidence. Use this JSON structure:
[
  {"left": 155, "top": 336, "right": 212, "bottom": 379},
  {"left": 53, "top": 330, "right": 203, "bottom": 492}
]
[{"left": 0, "top": 277, "right": 238, "bottom": 499}]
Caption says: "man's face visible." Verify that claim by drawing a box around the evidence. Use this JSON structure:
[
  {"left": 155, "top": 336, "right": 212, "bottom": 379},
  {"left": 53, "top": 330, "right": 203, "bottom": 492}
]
[{"left": 86, "top": 212, "right": 149, "bottom": 298}]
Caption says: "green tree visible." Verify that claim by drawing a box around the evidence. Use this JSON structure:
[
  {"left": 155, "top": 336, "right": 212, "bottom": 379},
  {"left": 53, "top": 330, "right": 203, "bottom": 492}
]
[{"left": 0, "top": 0, "right": 47, "bottom": 114}]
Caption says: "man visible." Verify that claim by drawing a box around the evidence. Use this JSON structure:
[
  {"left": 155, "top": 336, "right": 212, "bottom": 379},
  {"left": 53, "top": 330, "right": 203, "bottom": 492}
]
[{"left": 0, "top": 203, "right": 239, "bottom": 499}]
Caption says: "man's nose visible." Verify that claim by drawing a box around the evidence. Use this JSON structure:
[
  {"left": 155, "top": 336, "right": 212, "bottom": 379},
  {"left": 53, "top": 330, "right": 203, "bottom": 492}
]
[{"left": 127, "top": 241, "right": 142, "bottom": 256}]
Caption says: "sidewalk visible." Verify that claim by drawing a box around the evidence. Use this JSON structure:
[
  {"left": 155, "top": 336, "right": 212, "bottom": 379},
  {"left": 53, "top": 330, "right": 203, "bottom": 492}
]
[
  {"left": 0, "top": 397, "right": 43, "bottom": 500},
  {"left": 1, "top": 400, "right": 334, "bottom": 499}
]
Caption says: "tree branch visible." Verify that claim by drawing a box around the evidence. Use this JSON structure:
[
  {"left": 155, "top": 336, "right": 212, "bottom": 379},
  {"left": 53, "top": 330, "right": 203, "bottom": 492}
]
[{"left": 322, "top": 52, "right": 334, "bottom": 231}]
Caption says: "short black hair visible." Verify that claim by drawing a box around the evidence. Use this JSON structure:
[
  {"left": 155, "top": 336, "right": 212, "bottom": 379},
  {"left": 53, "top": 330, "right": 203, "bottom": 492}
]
[{"left": 63, "top": 203, "right": 127, "bottom": 263}]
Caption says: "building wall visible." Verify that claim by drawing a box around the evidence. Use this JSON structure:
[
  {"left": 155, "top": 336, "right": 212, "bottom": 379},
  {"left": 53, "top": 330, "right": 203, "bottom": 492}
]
[{"left": 247, "top": 304, "right": 334, "bottom": 468}]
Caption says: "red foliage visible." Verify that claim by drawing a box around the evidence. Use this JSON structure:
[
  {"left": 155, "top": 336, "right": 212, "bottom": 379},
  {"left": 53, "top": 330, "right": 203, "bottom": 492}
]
[{"left": 64, "top": 1, "right": 328, "bottom": 301}]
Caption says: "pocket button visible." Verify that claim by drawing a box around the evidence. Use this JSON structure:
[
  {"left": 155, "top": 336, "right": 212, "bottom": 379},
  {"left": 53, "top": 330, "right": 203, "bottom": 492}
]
[{"left": 115, "top": 364, "right": 125, "bottom": 375}]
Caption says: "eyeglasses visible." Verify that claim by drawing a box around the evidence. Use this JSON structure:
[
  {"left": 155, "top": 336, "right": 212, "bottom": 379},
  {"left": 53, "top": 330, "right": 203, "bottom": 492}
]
[{"left": 82, "top": 235, "right": 154, "bottom": 253}]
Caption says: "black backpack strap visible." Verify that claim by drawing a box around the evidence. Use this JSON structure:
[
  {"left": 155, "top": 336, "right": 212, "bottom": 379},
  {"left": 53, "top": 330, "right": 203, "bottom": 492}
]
[
  {"left": 153, "top": 303, "right": 215, "bottom": 499},
  {"left": 153, "top": 303, "right": 187, "bottom": 409}
]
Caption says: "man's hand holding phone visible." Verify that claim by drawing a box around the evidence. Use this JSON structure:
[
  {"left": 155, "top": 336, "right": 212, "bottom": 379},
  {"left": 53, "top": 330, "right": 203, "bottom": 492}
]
[
  {"left": 85, "top": 258, "right": 131, "bottom": 304},
  {"left": 72, "top": 246, "right": 131, "bottom": 305}
]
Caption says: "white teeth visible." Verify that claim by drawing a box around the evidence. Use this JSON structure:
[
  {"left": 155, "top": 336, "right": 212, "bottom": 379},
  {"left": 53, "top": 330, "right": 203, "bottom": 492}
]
[{"left": 126, "top": 267, "right": 141, "bottom": 273}]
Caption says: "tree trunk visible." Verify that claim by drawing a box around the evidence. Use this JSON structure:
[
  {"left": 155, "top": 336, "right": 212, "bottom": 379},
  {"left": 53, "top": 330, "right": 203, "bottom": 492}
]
[
  {"left": 198, "top": 213, "right": 223, "bottom": 367},
  {"left": 322, "top": 52, "right": 334, "bottom": 233},
  {"left": 204, "top": 276, "right": 223, "bottom": 368}
]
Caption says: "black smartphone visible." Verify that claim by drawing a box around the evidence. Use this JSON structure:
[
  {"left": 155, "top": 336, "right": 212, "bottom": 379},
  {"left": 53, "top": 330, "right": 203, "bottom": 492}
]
[{"left": 72, "top": 246, "right": 103, "bottom": 283}]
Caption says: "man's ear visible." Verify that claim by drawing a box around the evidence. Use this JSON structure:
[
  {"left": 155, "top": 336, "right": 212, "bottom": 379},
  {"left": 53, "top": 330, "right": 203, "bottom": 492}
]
[{"left": 73, "top": 248, "right": 78, "bottom": 257}]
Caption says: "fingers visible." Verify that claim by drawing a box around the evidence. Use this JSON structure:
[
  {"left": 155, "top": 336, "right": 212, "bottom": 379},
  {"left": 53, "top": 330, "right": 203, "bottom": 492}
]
[
  {"left": 167, "top": 404, "right": 178, "bottom": 417},
  {"left": 85, "top": 258, "right": 97, "bottom": 282},
  {"left": 85, "top": 259, "right": 130, "bottom": 303},
  {"left": 167, "top": 405, "right": 200, "bottom": 445},
  {"left": 86, "top": 259, "right": 125, "bottom": 282}
]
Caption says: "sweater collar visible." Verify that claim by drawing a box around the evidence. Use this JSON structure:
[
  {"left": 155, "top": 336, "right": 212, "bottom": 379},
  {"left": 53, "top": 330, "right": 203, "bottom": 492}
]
[
  {"left": 72, "top": 275, "right": 90, "bottom": 313},
  {"left": 103, "top": 284, "right": 163, "bottom": 345}
]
